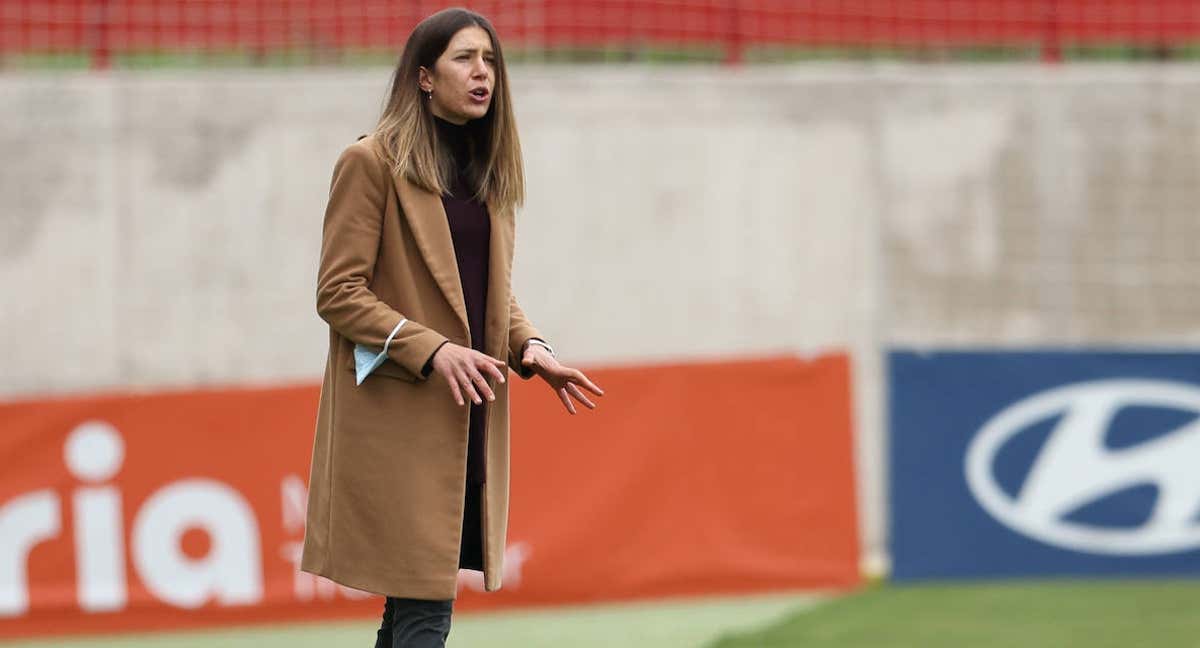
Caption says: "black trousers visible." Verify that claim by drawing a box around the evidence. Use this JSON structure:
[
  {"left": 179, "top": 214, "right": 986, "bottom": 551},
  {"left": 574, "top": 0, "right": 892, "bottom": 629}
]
[{"left": 374, "top": 597, "right": 453, "bottom": 648}]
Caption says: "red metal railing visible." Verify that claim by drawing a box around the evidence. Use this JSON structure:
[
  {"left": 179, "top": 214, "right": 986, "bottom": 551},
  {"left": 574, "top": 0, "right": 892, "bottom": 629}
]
[{"left": 3, "top": 1, "right": 1200, "bottom": 68}]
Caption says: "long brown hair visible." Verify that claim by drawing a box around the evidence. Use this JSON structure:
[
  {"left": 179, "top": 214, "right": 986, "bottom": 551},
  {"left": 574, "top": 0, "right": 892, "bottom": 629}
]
[{"left": 375, "top": 8, "right": 525, "bottom": 212}]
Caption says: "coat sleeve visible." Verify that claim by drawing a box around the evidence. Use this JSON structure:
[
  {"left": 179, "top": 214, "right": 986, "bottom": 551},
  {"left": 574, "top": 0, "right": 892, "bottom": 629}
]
[
  {"left": 507, "top": 294, "right": 545, "bottom": 379},
  {"left": 316, "top": 142, "right": 448, "bottom": 379}
]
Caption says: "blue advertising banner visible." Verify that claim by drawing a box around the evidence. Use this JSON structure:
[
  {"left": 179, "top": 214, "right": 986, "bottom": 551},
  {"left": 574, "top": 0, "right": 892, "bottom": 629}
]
[{"left": 889, "top": 350, "right": 1200, "bottom": 580}]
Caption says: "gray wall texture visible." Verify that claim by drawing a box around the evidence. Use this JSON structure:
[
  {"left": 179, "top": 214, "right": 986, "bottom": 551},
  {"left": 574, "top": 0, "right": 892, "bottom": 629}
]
[{"left": 4, "top": 65, "right": 1199, "bottom": 573}]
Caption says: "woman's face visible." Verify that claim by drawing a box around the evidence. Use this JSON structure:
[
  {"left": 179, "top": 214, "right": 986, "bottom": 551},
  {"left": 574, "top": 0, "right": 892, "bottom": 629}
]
[{"left": 419, "top": 26, "right": 496, "bottom": 124}]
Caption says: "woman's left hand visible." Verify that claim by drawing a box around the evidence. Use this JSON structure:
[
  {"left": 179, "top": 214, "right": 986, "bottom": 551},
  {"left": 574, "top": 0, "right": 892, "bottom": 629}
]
[{"left": 521, "top": 345, "right": 604, "bottom": 415}]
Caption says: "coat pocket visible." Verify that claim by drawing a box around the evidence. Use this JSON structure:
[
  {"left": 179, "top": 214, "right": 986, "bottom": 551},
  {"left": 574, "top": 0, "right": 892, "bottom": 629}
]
[{"left": 344, "top": 348, "right": 419, "bottom": 383}]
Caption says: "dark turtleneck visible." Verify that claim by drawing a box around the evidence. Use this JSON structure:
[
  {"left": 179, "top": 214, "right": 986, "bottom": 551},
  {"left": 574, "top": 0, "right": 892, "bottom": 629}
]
[
  {"left": 433, "top": 115, "right": 491, "bottom": 572},
  {"left": 434, "top": 115, "right": 475, "bottom": 192}
]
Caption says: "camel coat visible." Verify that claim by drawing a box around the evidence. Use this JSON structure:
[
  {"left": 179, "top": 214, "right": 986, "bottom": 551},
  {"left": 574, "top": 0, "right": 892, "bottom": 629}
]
[{"left": 300, "top": 134, "right": 543, "bottom": 599}]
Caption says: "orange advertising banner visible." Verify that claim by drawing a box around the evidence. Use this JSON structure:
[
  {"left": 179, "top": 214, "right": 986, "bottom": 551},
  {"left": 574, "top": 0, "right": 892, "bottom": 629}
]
[{"left": 0, "top": 355, "right": 859, "bottom": 639}]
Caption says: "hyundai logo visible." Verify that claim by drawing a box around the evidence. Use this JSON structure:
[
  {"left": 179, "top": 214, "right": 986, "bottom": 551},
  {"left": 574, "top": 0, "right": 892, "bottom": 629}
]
[{"left": 965, "top": 379, "right": 1200, "bottom": 555}]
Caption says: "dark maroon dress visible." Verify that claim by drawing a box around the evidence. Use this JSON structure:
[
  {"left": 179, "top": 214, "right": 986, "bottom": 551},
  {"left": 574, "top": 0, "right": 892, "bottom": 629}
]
[{"left": 432, "top": 115, "right": 489, "bottom": 571}]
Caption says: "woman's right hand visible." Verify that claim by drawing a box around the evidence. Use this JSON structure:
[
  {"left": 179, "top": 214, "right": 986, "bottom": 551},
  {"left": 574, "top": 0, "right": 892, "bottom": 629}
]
[{"left": 430, "top": 343, "right": 507, "bottom": 406}]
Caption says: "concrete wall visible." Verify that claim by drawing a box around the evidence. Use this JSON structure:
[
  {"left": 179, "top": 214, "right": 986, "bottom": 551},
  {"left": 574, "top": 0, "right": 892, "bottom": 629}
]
[
  {"left": 4, "top": 65, "right": 1200, "bottom": 573},
  {"left": 880, "top": 68, "right": 1200, "bottom": 347}
]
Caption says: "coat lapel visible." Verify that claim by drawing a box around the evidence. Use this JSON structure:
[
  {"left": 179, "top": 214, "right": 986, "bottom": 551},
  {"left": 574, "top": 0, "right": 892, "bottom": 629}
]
[
  {"left": 393, "top": 175, "right": 470, "bottom": 338},
  {"left": 484, "top": 199, "right": 514, "bottom": 360}
]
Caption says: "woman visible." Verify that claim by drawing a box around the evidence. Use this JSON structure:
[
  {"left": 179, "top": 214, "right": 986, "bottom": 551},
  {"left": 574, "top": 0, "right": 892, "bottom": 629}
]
[{"left": 300, "top": 8, "right": 604, "bottom": 647}]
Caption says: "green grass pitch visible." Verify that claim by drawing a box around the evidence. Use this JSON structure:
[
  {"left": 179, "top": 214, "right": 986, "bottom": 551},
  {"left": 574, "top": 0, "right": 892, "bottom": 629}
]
[{"left": 4, "top": 580, "right": 1197, "bottom": 648}]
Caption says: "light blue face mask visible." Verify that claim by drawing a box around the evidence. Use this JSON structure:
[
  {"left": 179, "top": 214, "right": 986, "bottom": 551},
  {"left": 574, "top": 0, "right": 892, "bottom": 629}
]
[{"left": 354, "top": 319, "right": 407, "bottom": 385}]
